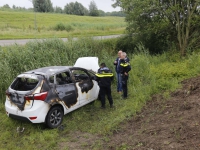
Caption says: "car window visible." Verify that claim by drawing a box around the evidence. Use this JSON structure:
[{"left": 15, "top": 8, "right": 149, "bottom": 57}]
[
  {"left": 87, "top": 71, "right": 96, "bottom": 80},
  {"left": 10, "top": 77, "right": 39, "bottom": 91},
  {"left": 54, "top": 71, "right": 72, "bottom": 85},
  {"left": 71, "top": 69, "right": 90, "bottom": 82},
  {"left": 27, "top": 78, "right": 38, "bottom": 84}
]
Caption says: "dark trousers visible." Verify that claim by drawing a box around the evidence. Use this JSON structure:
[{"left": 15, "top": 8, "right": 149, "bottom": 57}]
[
  {"left": 122, "top": 75, "right": 128, "bottom": 98},
  {"left": 99, "top": 86, "right": 113, "bottom": 107}
]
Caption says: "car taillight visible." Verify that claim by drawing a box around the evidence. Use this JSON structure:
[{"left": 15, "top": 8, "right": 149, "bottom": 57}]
[
  {"left": 24, "top": 92, "right": 48, "bottom": 101},
  {"left": 34, "top": 92, "right": 48, "bottom": 101},
  {"left": 24, "top": 95, "right": 34, "bottom": 101}
]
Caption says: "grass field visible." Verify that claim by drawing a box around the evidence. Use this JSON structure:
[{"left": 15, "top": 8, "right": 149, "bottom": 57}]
[
  {"left": 1, "top": 38, "right": 200, "bottom": 149},
  {"left": 0, "top": 11, "right": 126, "bottom": 40}
]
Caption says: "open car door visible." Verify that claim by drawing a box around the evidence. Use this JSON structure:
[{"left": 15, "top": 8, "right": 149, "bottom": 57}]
[{"left": 73, "top": 57, "right": 100, "bottom": 105}]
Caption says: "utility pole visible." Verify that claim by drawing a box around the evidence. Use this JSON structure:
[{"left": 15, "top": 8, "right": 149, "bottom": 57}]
[{"left": 29, "top": 0, "right": 37, "bottom": 30}]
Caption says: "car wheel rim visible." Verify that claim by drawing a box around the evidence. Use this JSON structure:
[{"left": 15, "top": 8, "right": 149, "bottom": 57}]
[{"left": 50, "top": 109, "right": 62, "bottom": 126}]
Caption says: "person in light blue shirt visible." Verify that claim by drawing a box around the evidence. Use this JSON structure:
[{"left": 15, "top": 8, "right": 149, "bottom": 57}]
[{"left": 114, "top": 50, "right": 122, "bottom": 94}]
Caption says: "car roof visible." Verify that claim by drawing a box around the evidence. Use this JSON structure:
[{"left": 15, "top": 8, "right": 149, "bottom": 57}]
[{"left": 24, "top": 66, "right": 73, "bottom": 76}]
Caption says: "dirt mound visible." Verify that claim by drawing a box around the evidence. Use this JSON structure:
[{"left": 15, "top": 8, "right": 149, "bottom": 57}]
[{"left": 106, "top": 76, "right": 200, "bottom": 149}]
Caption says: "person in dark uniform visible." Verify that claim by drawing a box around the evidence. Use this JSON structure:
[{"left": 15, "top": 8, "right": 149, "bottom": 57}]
[
  {"left": 96, "top": 63, "right": 114, "bottom": 108},
  {"left": 119, "top": 52, "right": 131, "bottom": 99},
  {"left": 124, "top": 52, "right": 130, "bottom": 63}
]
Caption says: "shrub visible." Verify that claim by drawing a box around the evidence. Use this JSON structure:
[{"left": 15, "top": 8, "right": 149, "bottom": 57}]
[
  {"left": 54, "top": 22, "right": 66, "bottom": 31},
  {"left": 53, "top": 22, "right": 74, "bottom": 32},
  {"left": 65, "top": 24, "right": 74, "bottom": 32}
]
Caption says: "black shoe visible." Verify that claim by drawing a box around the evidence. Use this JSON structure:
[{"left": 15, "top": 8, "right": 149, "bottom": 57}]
[
  {"left": 101, "top": 106, "right": 105, "bottom": 109},
  {"left": 110, "top": 105, "right": 114, "bottom": 108}
]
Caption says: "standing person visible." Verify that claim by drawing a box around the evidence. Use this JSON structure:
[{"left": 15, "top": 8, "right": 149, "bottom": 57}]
[
  {"left": 124, "top": 52, "right": 130, "bottom": 63},
  {"left": 96, "top": 63, "right": 114, "bottom": 109},
  {"left": 119, "top": 52, "right": 131, "bottom": 99},
  {"left": 114, "top": 50, "right": 123, "bottom": 94}
]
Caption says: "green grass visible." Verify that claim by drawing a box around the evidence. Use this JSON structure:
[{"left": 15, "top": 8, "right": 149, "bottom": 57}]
[
  {"left": 1, "top": 38, "right": 200, "bottom": 149},
  {"left": 0, "top": 11, "right": 126, "bottom": 39}
]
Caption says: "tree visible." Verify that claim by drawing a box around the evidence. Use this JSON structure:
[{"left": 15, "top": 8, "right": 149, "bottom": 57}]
[
  {"left": 45, "top": 0, "right": 53, "bottom": 12},
  {"left": 12, "top": 5, "right": 16, "bottom": 9},
  {"left": 2, "top": 4, "right": 10, "bottom": 9},
  {"left": 89, "top": 0, "right": 99, "bottom": 16},
  {"left": 64, "top": 2, "right": 74, "bottom": 14},
  {"left": 73, "top": 1, "right": 88, "bottom": 15},
  {"left": 105, "top": 11, "right": 125, "bottom": 17},
  {"left": 54, "top": 6, "right": 63, "bottom": 13},
  {"left": 160, "top": 1, "right": 200, "bottom": 56},
  {"left": 33, "top": 0, "right": 46, "bottom": 12},
  {"left": 112, "top": 0, "right": 200, "bottom": 56},
  {"left": 32, "top": 0, "right": 53, "bottom": 12},
  {"left": 64, "top": 2, "right": 88, "bottom": 16},
  {"left": 98, "top": 10, "right": 105, "bottom": 16}
]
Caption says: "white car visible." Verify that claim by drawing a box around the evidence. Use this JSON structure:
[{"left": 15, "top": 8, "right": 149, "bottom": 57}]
[{"left": 5, "top": 57, "right": 100, "bottom": 128}]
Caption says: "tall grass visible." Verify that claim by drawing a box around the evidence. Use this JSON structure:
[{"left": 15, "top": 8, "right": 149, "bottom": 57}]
[{"left": 1, "top": 38, "right": 200, "bottom": 149}]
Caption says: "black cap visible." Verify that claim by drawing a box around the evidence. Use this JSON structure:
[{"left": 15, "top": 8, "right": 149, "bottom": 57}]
[{"left": 100, "top": 63, "right": 106, "bottom": 67}]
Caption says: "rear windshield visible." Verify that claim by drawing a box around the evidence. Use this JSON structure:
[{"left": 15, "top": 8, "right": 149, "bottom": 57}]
[{"left": 11, "top": 77, "right": 39, "bottom": 91}]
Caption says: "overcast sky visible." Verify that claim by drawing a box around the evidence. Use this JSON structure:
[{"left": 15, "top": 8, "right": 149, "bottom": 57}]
[{"left": 0, "top": 0, "right": 120, "bottom": 12}]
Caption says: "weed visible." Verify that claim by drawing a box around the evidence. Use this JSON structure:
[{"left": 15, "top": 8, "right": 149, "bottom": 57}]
[
  {"left": 117, "top": 143, "right": 131, "bottom": 150},
  {"left": 53, "top": 22, "right": 74, "bottom": 32},
  {"left": 54, "top": 22, "right": 66, "bottom": 31}
]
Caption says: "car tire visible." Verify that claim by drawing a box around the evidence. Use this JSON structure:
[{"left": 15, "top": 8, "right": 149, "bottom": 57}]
[{"left": 46, "top": 106, "right": 64, "bottom": 129}]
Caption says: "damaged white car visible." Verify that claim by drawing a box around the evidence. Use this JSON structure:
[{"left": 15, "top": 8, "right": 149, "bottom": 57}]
[{"left": 5, "top": 57, "right": 100, "bottom": 128}]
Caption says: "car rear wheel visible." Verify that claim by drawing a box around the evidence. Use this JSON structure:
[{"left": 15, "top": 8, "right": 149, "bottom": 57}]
[{"left": 46, "top": 106, "right": 63, "bottom": 128}]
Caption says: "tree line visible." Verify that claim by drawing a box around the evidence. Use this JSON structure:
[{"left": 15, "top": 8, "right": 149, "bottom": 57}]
[
  {"left": 113, "top": 0, "right": 200, "bottom": 57},
  {"left": 0, "top": 0, "right": 125, "bottom": 17}
]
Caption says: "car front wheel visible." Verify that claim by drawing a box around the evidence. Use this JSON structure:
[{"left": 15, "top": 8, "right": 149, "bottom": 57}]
[{"left": 46, "top": 106, "right": 63, "bottom": 128}]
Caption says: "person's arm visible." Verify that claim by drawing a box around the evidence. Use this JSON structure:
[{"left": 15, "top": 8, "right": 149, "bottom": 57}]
[
  {"left": 124, "top": 64, "right": 131, "bottom": 75},
  {"left": 114, "top": 58, "right": 118, "bottom": 65},
  {"left": 126, "top": 57, "right": 130, "bottom": 62},
  {"left": 97, "top": 68, "right": 101, "bottom": 73}
]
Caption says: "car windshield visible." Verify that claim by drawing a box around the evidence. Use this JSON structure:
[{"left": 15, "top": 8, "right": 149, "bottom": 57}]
[{"left": 10, "top": 77, "right": 39, "bottom": 91}]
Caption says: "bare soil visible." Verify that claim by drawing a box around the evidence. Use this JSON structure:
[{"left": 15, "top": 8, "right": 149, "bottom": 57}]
[
  {"left": 64, "top": 76, "right": 200, "bottom": 150},
  {"left": 106, "top": 76, "right": 200, "bottom": 150}
]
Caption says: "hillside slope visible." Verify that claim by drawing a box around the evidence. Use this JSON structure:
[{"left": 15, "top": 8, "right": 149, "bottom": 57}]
[{"left": 0, "top": 11, "right": 125, "bottom": 39}]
